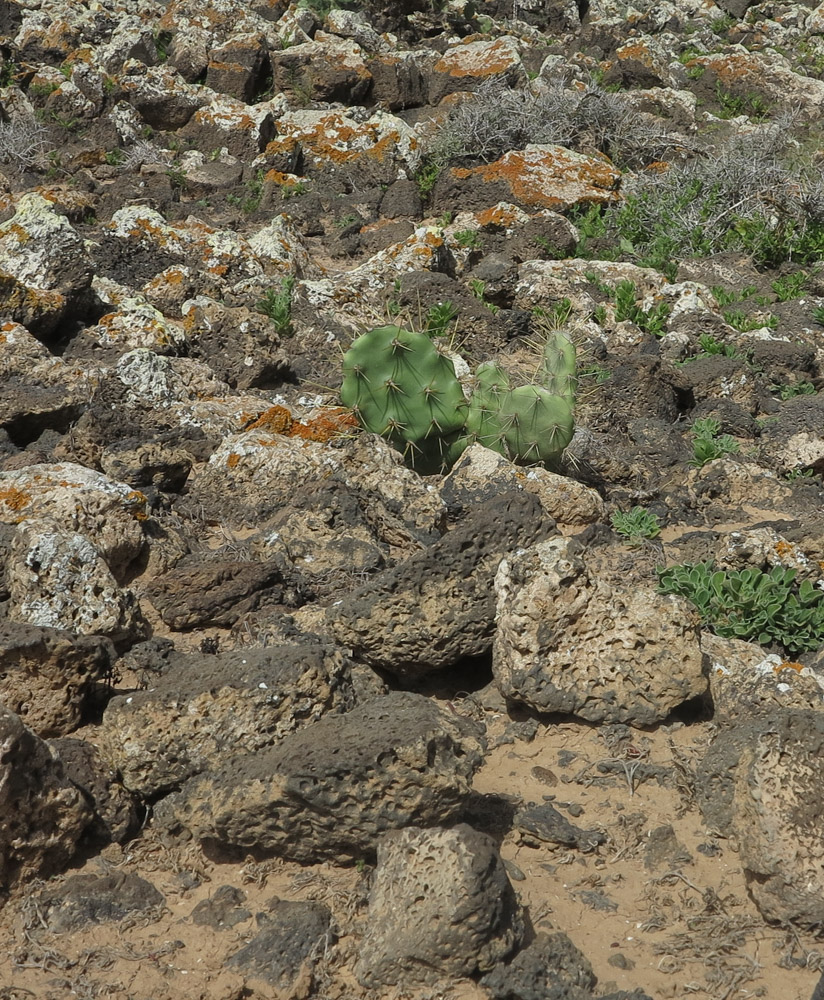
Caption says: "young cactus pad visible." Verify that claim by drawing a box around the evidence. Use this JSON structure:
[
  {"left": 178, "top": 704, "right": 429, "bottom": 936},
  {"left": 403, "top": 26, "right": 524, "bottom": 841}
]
[{"left": 340, "top": 325, "right": 466, "bottom": 471}]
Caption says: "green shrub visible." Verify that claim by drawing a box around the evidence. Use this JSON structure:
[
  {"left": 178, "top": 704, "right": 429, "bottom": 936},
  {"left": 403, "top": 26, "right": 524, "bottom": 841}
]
[
  {"left": 611, "top": 506, "right": 661, "bottom": 545},
  {"left": 424, "top": 301, "right": 459, "bottom": 337},
  {"left": 658, "top": 561, "right": 824, "bottom": 654}
]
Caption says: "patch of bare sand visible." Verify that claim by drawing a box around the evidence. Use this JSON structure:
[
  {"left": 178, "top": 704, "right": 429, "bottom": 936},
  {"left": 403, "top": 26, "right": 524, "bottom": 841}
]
[{"left": 0, "top": 711, "right": 821, "bottom": 1000}]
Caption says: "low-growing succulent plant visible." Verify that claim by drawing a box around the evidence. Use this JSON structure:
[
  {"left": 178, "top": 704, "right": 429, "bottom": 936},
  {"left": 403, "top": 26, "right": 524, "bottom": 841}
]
[
  {"left": 340, "top": 323, "right": 576, "bottom": 474},
  {"left": 658, "top": 561, "right": 824, "bottom": 655},
  {"left": 611, "top": 506, "right": 661, "bottom": 545}
]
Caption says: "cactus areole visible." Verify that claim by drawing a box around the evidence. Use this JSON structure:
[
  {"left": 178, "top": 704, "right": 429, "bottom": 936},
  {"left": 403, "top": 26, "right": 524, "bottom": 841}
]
[{"left": 341, "top": 324, "right": 575, "bottom": 474}]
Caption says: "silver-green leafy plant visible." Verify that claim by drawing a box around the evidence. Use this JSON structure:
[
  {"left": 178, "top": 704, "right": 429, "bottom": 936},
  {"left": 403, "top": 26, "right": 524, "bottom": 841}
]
[
  {"left": 611, "top": 506, "right": 661, "bottom": 546},
  {"left": 658, "top": 561, "right": 824, "bottom": 655},
  {"left": 689, "top": 417, "right": 739, "bottom": 467}
]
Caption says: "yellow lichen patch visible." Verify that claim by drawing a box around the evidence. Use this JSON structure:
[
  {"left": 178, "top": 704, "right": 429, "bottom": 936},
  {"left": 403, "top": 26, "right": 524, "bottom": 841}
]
[
  {"left": 244, "top": 405, "right": 294, "bottom": 434},
  {"left": 775, "top": 661, "right": 804, "bottom": 673},
  {"left": 644, "top": 161, "right": 671, "bottom": 174},
  {"left": 0, "top": 487, "right": 31, "bottom": 512},
  {"left": 774, "top": 539, "right": 796, "bottom": 557},
  {"left": 226, "top": 452, "right": 241, "bottom": 469}
]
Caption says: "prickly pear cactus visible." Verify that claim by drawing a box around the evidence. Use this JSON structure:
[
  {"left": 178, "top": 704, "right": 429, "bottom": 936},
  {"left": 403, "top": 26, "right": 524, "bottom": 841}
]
[
  {"left": 341, "top": 323, "right": 576, "bottom": 474},
  {"left": 340, "top": 325, "right": 467, "bottom": 473}
]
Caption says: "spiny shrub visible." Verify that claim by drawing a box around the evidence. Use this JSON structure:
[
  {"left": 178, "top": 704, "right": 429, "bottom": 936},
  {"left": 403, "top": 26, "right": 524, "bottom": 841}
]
[
  {"left": 0, "top": 116, "right": 48, "bottom": 171},
  {"left": 658, "top": 561, "right": 824, "bottom": 654},
  {"left": 423, "top": 77, "right": 680, "bottom": 171},
  {"left": 340, "top": 323, "right": 576, "bottom": 474}
]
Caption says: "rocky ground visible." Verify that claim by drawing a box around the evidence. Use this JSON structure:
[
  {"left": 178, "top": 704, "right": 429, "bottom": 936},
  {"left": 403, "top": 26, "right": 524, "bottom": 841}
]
[{"left": 2, "top": 0, "right": 824, "bottom": 998}]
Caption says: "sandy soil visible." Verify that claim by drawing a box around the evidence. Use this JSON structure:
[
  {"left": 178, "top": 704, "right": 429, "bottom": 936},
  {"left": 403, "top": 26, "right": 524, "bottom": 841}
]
[{"left": 0, "top": 707, "right": 821, "bottom": 1000}]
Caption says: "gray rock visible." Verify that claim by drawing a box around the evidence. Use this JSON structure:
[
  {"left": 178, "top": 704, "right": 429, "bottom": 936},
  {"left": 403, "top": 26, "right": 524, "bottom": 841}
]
[
  {"left": 0, "top": 705, "right": 91, "bottom": 893},
  {"left": 158, "top": 691, "right": 484, "bottom": 863},
  {"left": 48, "top": 737, "right": 138, "bottom": 844},
  {"left": 144, "top": 557, "right": 301, "bottom": 629},
  {"left": 190, "top": 885, "right": 251, "bottom": 930},
  {"left": 36, "top": 873, "right": 164, "bottom": 932},
  {"left": 697, "top": 710, "right": 824, "bottom": 926},
  {"left": 480, "top": 931, "right": 595, "bottom": 1000},
  {"left": 327, "top": 489, "right": 555, "bottom": 680},
  {"left": 99, "top": 643, "right": 356, "bottom": 798},
  {"left": 493, "top": 537, "right": 707, "bottom": 725},
  {"left": 227, "top": 898, "right": 332, "bottom": 988},
  {"left": 514, "top": 802, "right": 605, "bottom": 851},
  {"left": 0, "top": 622, "right": 115, "bottom": 737},
  {"left": 355, "top": 825, "right": 523, "bottom": 987}
]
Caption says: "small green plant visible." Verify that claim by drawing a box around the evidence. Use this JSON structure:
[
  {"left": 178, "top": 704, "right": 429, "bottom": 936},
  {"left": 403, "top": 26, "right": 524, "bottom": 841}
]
[
  {"left": 771, "top": 270, "right": 807, "bottom": 301},
  {"left": 166, "top": 165, "right": 186, "bottom": 191},
  {"left": 711, "top": 284, "right": 757, "bottom": 308},
  {"left": 453, "top": 229, "right": 483, "bottom": 250},
  {"left": 543, "top": 297, "right": 574, "bottom": 328},
  {"left": 468, "top": 279, "right": 500, "bottom": 315},
  {"left": 613, "top": 280, "right": 670, "bottom": 336},
  {"left": 257, "top": 277, "right": 296, "bottom": 337},
  {"left": 611, "top": 506, "right": 661, "bottom": 546},
  {"left": 592, "top": 304, "right": 608, "bottom": 326},
  {"left": 684, "top": 333, "right": 744, "bottom": 362},
  {"left": 437, "top": 210, "right": 453, "bottom": 227},
  {"left": 415, "top": 162, "right": 440, "bottom": 199},
  {"left": 154, "top": 30, "right": 173, "bottom": 62},
  {"left": 579, "top": 361, "right": 610, "bottom": 384},
  {"left": 773, "top": 381, "right": 817, "bottom": 400},
  {"left": 533, "top": 235, "right": 560, "bottom": 258},
  {"left": 658, "top": 561, "right": 824, "bottom": 655},
  {"left": 812, "top": 305, "right": 824, "bottom": 325},
  {"left": 104, "top": 148, "right": 124, "bottom": 166},
  {"left": 723, "top": 308, "right": 777, "bottom": 332},
  {"left": 280, "top": 180, "right": 307, "bottom": 200},
  {"left": 710, "top": 13, "right": 736, "bottom": 33},
  {"left": 689, "top": 416, "right": 739, "bottom": 467},
  {"left": 424, "top": 300, "right": 458, "bottom": 337},
  {"left": 785, "top": 468, "right": 816, "bottom": 482},
  {"left": 715, "top": 82, "right": 770, "bottom": 121},
  {"left": 336, "top": 212, "right": 360, "bottom": 229}
]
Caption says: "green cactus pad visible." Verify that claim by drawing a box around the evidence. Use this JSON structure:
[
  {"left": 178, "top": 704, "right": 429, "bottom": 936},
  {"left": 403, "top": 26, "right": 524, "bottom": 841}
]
[
  {"left": 500, "top": 385, "right": 575, "bottom": 465},
  {"left": 541, "top": 331, "right": 578, "bottom": 404},
  {"left": 340, "top": 325, "right": 466, "bottom": 471}
]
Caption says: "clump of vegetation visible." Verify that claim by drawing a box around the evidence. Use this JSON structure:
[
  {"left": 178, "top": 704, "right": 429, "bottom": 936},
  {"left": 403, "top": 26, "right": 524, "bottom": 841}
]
[
  {"left": 423, "top": 77, "right": 679, "bottom": 172},
  {"left": 587, "top": 275, "right": 670, "bottom": 335},
  {"left": 658, "top": 561, "right": 824, "bottom": 655},
  {"left": 611, "top": 506, "right": 662, "bottom": 545},
  {"left": 257, "top": 277, "right": 296, "bottom": 337},
  {"left": 0, "top": 116, "right": 48, "bottom": 172},
  {"left": 571, "top": 115, "right": 824, "bottom": 276},
  {"left": 689, "top": 417, "right": 739, "bottom": 467},
  {"left": 340, "top": 319, "right": 577, "bottom": 473}
]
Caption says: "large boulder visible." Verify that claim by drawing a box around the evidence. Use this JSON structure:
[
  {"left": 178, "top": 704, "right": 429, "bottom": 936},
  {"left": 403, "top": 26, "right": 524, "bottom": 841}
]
[
  {"left": 156, "top": 692, "right": 484, "bottom": 863},
  {"left": 697, "top": 710, "right": 824, "bottom": 927},
  {"left": 493, "top": 536, "right": 708, "bottom": 725},
  {"left": 355, "top": 825, "right": 523, "bottom": 987},
  {"left": 98, "top": 643, "right": 357, "bottom": 798},
  {"left": 326, "top": 489, "right": 555, "bottom": 680},
  {"left": 0, "top": 705, "right": 91, "bottom": 894}
]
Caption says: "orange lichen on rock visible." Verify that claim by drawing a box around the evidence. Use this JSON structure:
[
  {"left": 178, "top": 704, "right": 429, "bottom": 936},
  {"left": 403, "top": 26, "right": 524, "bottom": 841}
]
[
  {"left": 451, "top": 147, "right": 620, "bottom": 210},
  {"left": 289, "top": 408, "right": 360, "bottom": 443},
  {"left": 775, "top": 661, "right": 805, "bottom": 673},
  {"left": 0, "top": 487, "right": 30, "bottom": 512},
  {"left": 244, "top": 405, "right": 294, "bottom": 434}
]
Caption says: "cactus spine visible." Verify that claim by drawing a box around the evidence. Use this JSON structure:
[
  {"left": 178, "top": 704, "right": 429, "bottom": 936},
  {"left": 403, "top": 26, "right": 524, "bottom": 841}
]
[{"left": 341, "top": 323, "right": 576, "bottom": 473}]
